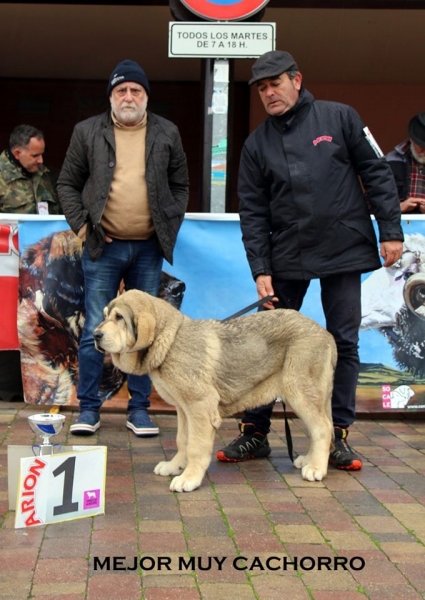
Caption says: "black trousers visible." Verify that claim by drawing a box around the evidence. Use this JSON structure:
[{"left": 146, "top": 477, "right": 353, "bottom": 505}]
[{"left": 242, "top": 272, "right": 362, "bottom": 433}]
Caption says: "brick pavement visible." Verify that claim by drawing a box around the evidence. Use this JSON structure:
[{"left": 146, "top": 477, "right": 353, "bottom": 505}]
[{"left": 1, "top": 403, "right": 425, "bottom": 600}]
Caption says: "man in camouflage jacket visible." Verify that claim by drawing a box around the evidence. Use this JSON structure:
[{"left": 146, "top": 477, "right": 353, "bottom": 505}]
[{"left": 0, "top": 124, "right": 60, "bottom": 214}]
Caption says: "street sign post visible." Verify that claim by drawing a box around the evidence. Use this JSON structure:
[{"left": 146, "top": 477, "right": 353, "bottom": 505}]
[{"left": 169, "top": 0, "right": 274, "bottom": 211}]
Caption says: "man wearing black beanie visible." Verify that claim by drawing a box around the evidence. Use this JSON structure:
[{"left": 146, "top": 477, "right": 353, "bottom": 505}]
[{"left": 57, "top": 59, "right": 189, "bottom": 437}]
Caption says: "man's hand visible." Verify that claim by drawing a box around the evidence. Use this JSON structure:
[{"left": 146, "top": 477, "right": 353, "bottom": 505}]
[
  {"left": 380, "top": 240, "right": 404, "bottom": 267},
  {"left": 400, "top": 197, "right": 420, "bottom": 213},
  {"left": 77, "top": 223, "right": 87, "bottom": 241},
  {"left": 255, "top": 274, "right": 278, "bottom": 309}
]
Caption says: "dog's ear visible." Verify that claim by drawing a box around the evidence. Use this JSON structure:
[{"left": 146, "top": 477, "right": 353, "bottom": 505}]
[{"left": 130, "top": 312, "right": 156, "bottom": 351}]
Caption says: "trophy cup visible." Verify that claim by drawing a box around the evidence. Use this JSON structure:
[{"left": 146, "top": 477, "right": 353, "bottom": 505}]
[{"left": 28, "top": 413, "right": 66, "bottom": 456}]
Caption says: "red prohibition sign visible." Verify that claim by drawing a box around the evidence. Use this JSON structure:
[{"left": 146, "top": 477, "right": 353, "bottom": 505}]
[{"left": 180, "top": 0, "right": 270, "bottom": 21}]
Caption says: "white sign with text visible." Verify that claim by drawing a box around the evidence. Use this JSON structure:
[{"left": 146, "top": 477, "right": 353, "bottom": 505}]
[
  {"left": 14, "top": 446, "right": 107, "bottom": 528},
  {"left": 169, "top": 22, "right": 275, "bottom": 58}
]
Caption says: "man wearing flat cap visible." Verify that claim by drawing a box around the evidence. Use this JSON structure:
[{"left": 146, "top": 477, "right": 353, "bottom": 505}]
[
  {"left": 217, "top": 50, "right": 404, "bottom": 471},
  {"left": 386, "top": 112, "right": 425, "bottom": 213},
  {"left": 58, "top": 59, "right": 189, "bottom": 437}
]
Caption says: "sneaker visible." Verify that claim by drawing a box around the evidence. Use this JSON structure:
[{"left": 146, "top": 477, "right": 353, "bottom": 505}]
[
  {"left": 70, "top": 411, "right": 100, "bottom": 436},
  {"left": 126, "top": 409, "right": 159, "bottom": 437},
  {"left": 216, "top": 422, "right": 271, "bottom": 462},
  {"left": 329, "top": 427, "right": 362, "bottom": 471}
]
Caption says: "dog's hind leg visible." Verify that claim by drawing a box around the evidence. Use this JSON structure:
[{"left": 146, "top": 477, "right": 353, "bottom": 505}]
[
  {"left": 289, "top": 390, "right": 333, "bottom": 482},
  {"left": 169, "top": 399, "right": 218, "bottom": 493},
  {"left": 154, "top": 406, "right": 188, "bottom": 477}
]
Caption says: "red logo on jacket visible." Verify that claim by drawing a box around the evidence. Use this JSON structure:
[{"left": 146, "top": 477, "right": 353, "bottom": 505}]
[{"left": 313, "top": 136, "right": 333, "bottom": 146}]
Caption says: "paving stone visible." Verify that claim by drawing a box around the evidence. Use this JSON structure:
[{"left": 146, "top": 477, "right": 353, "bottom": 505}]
[
  {"left": 87, "top": 573, "right": 142, "bottom": 600},
  {"left": 352, "top": 558, "right": 410, "bottom": 586},
  {"left": 39, "top": 537, "right": 91, "bottom": 559},
  {"left": 379, "top": 541, "right": 425, "bottom": 561},
  {"left": 139, "top": 532, "right": 188, "bottom": 553},
  {"left": 301, "top": 567, "right": 359, "bottom": 591},
  {"left": 275, "top": 524, "right": 325, "bottom": 544},
  {"left": 182, "top": 515, "right": 230, "bottom": 537},
  {"left": 320, "top": 530, "right": 378, "bottom": 551},
  {"left": 0, "top": 569, "right": 32, "bottom": 600},
  {"left": 251, "top": 573, "right": 312, "bottom": 600},
  {"left": 31, "top": 583, "right": 86, "bottom": 597},
  {"left": 199, "top": 582, "right": 256, "bottom": 600},
  {"left": 233, "top": 532, "right": 284, "bottom": 552},
  {"left": 33, "top": 558, "right": 89, "bottom": 585},
  {"left": 364, "top": 584, "right": 423, "bottom": 600},
  {"left": 355, "top": 515, "right": 408, "bottom": 533},
  {"left": 391, "top": 563, "right": 425, "bottom": 592}
]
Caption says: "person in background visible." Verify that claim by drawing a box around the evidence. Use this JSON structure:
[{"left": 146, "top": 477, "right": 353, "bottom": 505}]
[
  {"left": 57, "top": 59, "right": 189, "bottom": 437},
  {"left": 217, "top": 50, "right": 404, "bottom": 471},
  {"left": 386, "top": 112, "right": 425, "bottom": 214},
  {"left": 0, "top": 124, "right": 60, "bottom": 402},
  {"left": 0, "top": 124, "right": 59, "bottom": 214}
]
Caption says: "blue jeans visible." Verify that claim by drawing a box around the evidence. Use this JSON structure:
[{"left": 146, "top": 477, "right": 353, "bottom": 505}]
[{"left": 78, "top": 237, "right": 163, "bottom": 413}]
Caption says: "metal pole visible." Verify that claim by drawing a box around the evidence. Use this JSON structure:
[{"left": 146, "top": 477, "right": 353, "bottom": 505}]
[{"left": 201, "top": 58, "right": 214, "bottom": 212}]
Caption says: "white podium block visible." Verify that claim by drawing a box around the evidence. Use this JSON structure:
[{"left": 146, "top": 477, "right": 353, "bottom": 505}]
[{"left": 8, "top": 445, "right": 107, "bottom": 528}]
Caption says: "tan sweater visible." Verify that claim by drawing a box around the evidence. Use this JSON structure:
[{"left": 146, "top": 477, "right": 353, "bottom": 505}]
[{"left": 101, "top": 112, "right": 154, "bottom": 239}]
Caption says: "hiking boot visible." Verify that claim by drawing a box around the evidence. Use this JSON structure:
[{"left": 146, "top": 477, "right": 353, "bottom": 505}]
[
  {"left": 329, "top": 427, "right": 362, "bottom": 471},
  {"left": 70, "top": 411, "right": 100, "bottom": 436},
  {"left": 216, "top": 422, "right": 271, "bottom": 462},
  {"left": 126, "top": 409, "right": 159, "bottom": 437}
]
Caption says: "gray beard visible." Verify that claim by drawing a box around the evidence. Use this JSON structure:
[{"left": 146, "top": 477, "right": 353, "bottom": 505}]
[{"left": 411, "top": 144, "right": 425, "bottom": 165}]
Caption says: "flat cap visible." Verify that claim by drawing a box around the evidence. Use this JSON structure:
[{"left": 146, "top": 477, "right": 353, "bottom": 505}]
[
  {"left": 249, "top": 50, "right": 299, "bottom": 85},
  {"left": 408, "top": 112, "right": 425, "bottom": 147}
]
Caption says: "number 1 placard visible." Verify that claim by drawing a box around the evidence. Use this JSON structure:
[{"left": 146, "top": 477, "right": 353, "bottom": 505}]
[{"left": 14, "top": 447, "right": 107, "bottom": 528}]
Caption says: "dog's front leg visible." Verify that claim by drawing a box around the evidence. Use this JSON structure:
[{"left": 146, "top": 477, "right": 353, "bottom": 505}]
[
  {"left": 154, "top": 406, "right": 188, "bottom": 477},
  {"left": 169, "top": 403, "right": 217, "bottom": 493}
]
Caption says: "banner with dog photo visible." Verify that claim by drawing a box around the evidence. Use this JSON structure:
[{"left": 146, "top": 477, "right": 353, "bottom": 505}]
[
  {"left": 16, "top": 218, "right": 187, "bottom": 407},
  {"left": 4, "top": 214, "right": 425, "bottom": 413},
  {"left": 356, "top": 217, "right": 425, "bottom": 414},
  {"left": 14, "top": 216, "right": 256, "bottom": 407},
  {"left": 17, "top": 219, "right": 84, "bottom": 406}
]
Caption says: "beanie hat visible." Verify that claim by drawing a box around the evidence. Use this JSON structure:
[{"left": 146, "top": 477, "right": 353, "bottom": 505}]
[
  {"left": 408, "top": 112, "right": 425, "bottom": 147},
  {"left": 107, "top": 59, "right": 150, "bottom": 96},
  {"left": 249, "top": 50, "right": 299, "bottom": 86}
]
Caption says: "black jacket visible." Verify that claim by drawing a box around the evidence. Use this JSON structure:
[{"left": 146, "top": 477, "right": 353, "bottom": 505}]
[
  {"left": 239, "top": 88, "right": 403, "bottom": 281},
  {"left": 386, "top": 141, "right": 421, "bottom": 213},
  {"left": 57, "top": 111, "right": 189, "bottom": 262}
]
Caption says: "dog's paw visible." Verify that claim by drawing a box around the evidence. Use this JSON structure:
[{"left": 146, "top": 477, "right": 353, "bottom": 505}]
[
  {"left": 301, "top": 465, "right": 326, "bottom": 482},
  {"left": 169, "top": 474, "right": 202, "bottom": 493},
  {"left": 154, "top": 460, "right": 184, "bottom": 477},
  {"left": 294, "top": 455, "right": 326, "bottom": 482}
]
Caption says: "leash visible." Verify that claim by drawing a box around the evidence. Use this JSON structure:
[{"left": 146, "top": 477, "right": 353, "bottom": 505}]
[
  {"left": 222, "top": 295, "right": 295, "bottom": 463},
  {"left": 222, "top": 295, "right": 274, "bottom": 321},
  {"left": 283, "top": 403, "right": 294, "bottom": 463}
]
